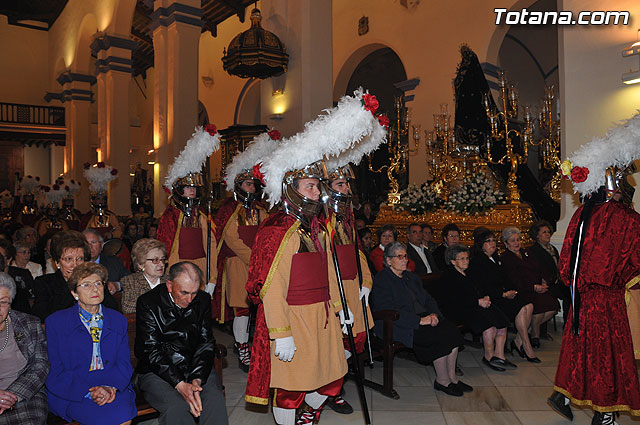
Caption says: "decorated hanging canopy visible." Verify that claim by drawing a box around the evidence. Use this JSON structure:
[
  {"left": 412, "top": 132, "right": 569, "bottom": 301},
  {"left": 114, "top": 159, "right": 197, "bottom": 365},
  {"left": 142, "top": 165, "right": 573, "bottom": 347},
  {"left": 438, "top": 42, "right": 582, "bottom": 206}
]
[{"left": 222, "top": 8, "right": 289, "bottom": 79}]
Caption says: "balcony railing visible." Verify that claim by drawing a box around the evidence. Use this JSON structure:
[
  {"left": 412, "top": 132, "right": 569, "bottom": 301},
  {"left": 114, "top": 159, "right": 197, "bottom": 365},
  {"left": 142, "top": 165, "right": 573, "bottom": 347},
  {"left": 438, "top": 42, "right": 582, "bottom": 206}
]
[{"left": 0, "top": 102, "right": 65, "bottom": 127}]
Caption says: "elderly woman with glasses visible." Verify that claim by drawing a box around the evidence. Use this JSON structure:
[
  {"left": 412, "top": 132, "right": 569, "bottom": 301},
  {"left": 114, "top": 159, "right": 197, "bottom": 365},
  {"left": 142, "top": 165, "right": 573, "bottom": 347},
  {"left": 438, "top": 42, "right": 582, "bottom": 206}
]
[
  {"left": 370, "top": 242, "right": 468, "bottom": 397},
  {"left": 0, "top": 273, "right": 49, "bottom": 425},
  {"left": 45, "top": 262, "right": 136, "bottom": 425},
  {"left": 32, "top": 231, "right": 118, "bottom": 322},
  {"left": 500, "top": 227, "right": 559, "bottom": 356},
  {"left": 10, "top": 240, "right": 43, "bottom": 280},
  {"left": 437, "top": 244, "right": 512, "bottom": 371},
  {"left": 120, "top": 238, "right": 168, "bottom": 314}
]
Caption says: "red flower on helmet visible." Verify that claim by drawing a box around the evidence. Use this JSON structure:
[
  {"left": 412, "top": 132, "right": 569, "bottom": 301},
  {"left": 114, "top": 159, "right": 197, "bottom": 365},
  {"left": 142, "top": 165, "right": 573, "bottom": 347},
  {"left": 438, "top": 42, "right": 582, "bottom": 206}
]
[
  {"left": 83, "top": 163, "right": 91, "bottom": 169},
  {"left": 163, "top": 186, "right": 171, "bottom": 194},
  {"left": 252, "top": 163, "right": 266, "bottom": 185},
  {"left": 27, "top": 175, "right": 32, "bottom": 179},
  {"left": 362, "top": 93, "right": 379, "bottom": 115},
  {"left": 268, "top": 129, "right": 282, "bottom": 140},
  {"left": 52, "top": 184, "right": 60, "bottom": 190},
  {"left": 111, "top": 169, "right": 118, "bottom": 176},
  {"left": 97, "top": 162, "right": 105, "bottom": 168},
  {"left": 65, "top": 186, "right": 70, "bottom": 191},
  {"left": 204, "top": 124, "right": 217, "bottom": 136},
  {"left": 377, "top": 114, "right": 390, "bottom": 128},
  {"left": 570, "top": 166, "right": 589, "bottom": 183},
  {"left": 35, "top": 177, "right": 40, "bottom": 181},
  {"left": 42, "top": 186, "right": 50, "bottom": 193}
]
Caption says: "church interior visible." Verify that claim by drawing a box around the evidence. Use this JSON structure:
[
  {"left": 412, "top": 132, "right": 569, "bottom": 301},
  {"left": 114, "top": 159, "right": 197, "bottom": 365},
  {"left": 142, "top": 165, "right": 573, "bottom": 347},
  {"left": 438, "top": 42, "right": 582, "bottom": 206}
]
[{"left": 1, "top": 0, "right": 640, "bottom": 424}]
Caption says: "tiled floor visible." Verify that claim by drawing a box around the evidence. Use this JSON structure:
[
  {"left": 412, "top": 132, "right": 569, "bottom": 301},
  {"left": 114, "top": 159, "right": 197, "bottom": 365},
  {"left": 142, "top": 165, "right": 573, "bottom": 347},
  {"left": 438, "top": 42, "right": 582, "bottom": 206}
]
[{"left": 142, "top": 319, "right": 640, "bottom": 425}]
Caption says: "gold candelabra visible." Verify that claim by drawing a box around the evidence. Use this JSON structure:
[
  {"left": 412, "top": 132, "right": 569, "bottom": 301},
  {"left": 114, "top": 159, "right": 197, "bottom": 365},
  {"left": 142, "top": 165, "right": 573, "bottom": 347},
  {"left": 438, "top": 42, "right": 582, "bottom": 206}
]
[
  {"left": 368, "top": 95, "right": 418, "bottom": 205},
  {"left": 483, "top": 71, "right": 533, "bottom": 204}
]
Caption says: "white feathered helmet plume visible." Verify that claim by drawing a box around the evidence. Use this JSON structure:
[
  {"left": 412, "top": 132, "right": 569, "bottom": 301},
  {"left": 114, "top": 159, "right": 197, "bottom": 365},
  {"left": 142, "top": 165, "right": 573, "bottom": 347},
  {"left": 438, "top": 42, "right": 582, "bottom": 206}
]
[
  {"left": 560, "top": 112, "right": 640, "bottom": 199},
  {"left": 224, "top": 129, "right": 282, "bottom": 189},
  {"left": 38, "top": 183, "right": 67, "bottom": 208},
  {"left": 18, "top": 175, "right": 41, "bottom": 196},
  {"left": 164, "top": 125, "right": 221, "bottom": 192},
  {"left": 56, "top": 175, "right": 81, "bottom": 199},
  {"left": 83, "top": 162, "right": 118, "bottom": 194},
  {"left": 260, "top": 88, "right": 389, "bottom": 207}
]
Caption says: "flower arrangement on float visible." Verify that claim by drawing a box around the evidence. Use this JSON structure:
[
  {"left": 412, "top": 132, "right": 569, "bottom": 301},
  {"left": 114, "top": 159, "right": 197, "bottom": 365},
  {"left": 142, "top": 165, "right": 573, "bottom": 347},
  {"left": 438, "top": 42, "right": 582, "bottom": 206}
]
[
  {"left": 393, "top": 183, "right": 441, "bottom": 215},
  {"left": 443, "top": 174, "right": 506, "bottom": 214}
]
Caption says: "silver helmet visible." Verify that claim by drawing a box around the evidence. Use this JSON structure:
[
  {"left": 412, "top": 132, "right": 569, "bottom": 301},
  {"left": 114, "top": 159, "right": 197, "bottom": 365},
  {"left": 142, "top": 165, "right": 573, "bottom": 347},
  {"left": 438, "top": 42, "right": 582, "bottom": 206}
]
[{"left": 322, "top": 165, "right": 355, "bottom": 218}]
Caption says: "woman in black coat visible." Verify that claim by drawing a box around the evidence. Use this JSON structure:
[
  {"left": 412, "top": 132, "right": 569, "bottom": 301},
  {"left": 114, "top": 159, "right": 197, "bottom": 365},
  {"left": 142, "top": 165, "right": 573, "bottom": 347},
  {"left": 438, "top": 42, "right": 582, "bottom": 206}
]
[
  {"left": 370, "top": 242, "right": 469, "bottom": 397},
  {"left": 438, "top": 244, "right": 515, "bottom": 371},
  {"left": 468, "top": 229, "right": 537, "bottom": 363}
]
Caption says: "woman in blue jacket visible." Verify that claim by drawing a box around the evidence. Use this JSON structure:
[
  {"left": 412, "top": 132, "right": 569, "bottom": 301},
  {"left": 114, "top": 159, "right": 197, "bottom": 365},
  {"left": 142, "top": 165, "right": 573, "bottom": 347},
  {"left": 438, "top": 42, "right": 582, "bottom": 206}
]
[{"left": 45, "top": 262, "right": 136, "bottom": 425}]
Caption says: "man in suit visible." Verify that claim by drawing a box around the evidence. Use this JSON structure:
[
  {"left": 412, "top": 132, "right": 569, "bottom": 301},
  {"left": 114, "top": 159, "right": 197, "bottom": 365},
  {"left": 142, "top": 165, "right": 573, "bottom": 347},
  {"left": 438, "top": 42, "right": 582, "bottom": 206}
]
[
  {"left": 83, "top": 228, "right": 130, "bottom": 295},
  {"left": 406, "top": 223, "right": 439, "bottom": 275}
]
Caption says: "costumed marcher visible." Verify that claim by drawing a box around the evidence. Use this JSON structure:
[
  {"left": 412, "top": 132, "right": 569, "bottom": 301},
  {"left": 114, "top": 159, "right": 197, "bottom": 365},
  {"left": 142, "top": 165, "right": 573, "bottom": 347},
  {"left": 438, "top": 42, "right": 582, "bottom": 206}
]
[
  {"left": 16, "top": 176, "right": 41, "bottom": 227},
  {"left": 57, "top": 177, "right": 82, "bottom": 230},
  {"left": 320, "top": 104, "right": 387, "bottom": 414},
  {"left": 0, "top": 190, "right": 14, "bottom": 228},
  {"left": 213, "top": 130, "right": 277, "bottom": 371},
  {"left": 34, "top": 184, "right": 69, "bottom": 237},
  {"left": 157, "top": 125, "right": 220, "bottom": 295},
  {"left": 245, "top": 89, "right": 387, "bottom": 425},
  {"left": 81, "top": 162, "right": 122, "bottom": 239},
  {"left": 548, "top": 113, "right": 640, "bottom": 425}
]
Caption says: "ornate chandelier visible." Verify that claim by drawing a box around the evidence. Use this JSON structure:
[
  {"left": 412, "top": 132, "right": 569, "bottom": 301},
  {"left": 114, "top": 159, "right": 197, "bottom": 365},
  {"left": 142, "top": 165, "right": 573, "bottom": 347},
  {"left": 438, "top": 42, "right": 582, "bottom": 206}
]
[{"left": 222, "top": 8, "right": 289, "bottom": 79}]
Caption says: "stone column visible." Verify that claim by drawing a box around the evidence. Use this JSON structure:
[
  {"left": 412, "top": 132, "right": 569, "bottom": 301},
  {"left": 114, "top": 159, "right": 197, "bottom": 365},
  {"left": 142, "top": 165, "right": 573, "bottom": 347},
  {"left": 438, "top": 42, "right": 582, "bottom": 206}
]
[
  {"left": 91, "top": 35, "right": 139, "bottom": 216},
  {"left": 150, "top": 0, "right": 202, "bottom": 215},
  {"left": 259, "top": 0, "right": 333, "bottom": 136},
  {"left": 58, "top": 71, "right": 95, "bottom": 211}
]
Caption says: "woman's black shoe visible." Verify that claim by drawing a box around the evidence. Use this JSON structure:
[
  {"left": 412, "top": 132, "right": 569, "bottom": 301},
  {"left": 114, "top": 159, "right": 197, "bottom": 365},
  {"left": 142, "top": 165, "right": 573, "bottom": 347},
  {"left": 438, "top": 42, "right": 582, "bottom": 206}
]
[
  {"left": 434, "top": 380, "right": 463, "bottom": 397},
  {"left": 531, "top": 337, "right": 541, "bottom": 348},
  {"left": 482, "top": 357, "right": 506, "bottom": 372},
  {"left": 490, "top": 357, "right": 518, "bottom": 370},
  {"left": 453, "top": 381, "right": 473, "bottom": 393},
  {"left": 510, "top": 340, "right": 525, "bottom": 358},
  {"left": 547, "top": 391, "right": 573, "bottom": 420},
  {"left": 524, "top": 353, "right": 542, "bottom": 363}
]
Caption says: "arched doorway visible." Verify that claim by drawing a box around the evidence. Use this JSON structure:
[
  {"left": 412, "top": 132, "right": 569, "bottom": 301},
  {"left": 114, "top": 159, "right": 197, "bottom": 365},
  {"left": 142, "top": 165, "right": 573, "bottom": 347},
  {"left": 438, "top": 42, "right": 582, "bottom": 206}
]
[{"left": 342, "top": 47, "right": 407, "bottom": 206}]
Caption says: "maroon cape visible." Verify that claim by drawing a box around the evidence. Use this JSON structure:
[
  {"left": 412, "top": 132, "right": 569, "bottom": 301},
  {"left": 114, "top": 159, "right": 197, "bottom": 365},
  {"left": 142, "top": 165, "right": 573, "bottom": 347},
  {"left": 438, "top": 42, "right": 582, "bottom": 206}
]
[{"left": 554, "top": 201, "right": 640, "bottom": 415}]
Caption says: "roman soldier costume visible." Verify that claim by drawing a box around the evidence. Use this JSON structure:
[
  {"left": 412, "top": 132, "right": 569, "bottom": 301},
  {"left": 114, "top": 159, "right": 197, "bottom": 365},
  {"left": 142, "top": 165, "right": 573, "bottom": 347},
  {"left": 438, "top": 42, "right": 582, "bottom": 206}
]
[
  {"left": 157, "top": 125, "right": 220, "bottom": 294},
  {"left": 16, "top": 175, "right": 41, "bottom": 227},
  {"left": 212, "top": 130, "right": 278, "bottom": 371},
  {"left": 548, "top": 113, "right": 640, "bottom": 425},
  {"left": 57, "top": 177, "right": 82, "bottom": 230},
  {"left": 0, "top": 190, "right": 14, "bottom": 228},
  {"left": 81, "top": 162, "right": 122, "bottom": 239},
  {"left": 34, "top": 183, "right": 69, "bottom": 237},
  {"left": 245, "top": 89, "right": 387, "bottom": 425}
]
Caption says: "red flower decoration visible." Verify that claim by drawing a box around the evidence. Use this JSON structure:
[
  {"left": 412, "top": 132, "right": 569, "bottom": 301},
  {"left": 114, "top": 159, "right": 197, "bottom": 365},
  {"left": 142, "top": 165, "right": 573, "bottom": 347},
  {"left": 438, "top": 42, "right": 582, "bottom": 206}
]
[
  {"left": 252, "top": 163, "right": 266, "bottom": 185},
  {"left": 70, "top": 179, "right": 75, "bottom": 184},
  {"left": 377, "top": 114, "right": 390, "bottom": 128},
  {"left": 27, "top": 175, "right": 32, "bottom": 179},
  {"left": 111, "top": 169, "right": 118, "bottom": 176},
  {"left": 362, "top": 93, "right": 379, "bottom": 115},
  {"left": 65, "top": 186, "right": 70, "bottom": 191},
  {"left": 204, "top": 124, "right": 217, "bottom": 136},
  {"left": 52, "top": 184, "right": 60, "bottom": 190},
  {"left": 268, "top": 129, "right": 282, "bottom": 140},
  {"left": 42, "top": 186, "right": 50, "bottom": 193},
  {"left": 35, "top": 177, "right": 40, "bottom": 181},
  {"left": 97, "top": 162, "right": 105, "bottom": 168},
  {"left": 163, "top": 186, "right": 171, "bottom": 194},
  {"left": 83, "top": 163, "right": 91, "bottom": 170},
  {"left": 570, "top": 166, "right": 589, "bottom": 183}
]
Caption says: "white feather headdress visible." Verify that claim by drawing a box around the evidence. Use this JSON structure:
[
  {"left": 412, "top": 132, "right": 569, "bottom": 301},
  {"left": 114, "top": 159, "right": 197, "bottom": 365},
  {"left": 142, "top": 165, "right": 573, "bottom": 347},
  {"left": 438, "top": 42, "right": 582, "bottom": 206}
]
[
  {"left": 562, "top": 112, "right": 640, "bottom": 196},
  {"left": 165, "top": 126, "right": 221, "bottom": 190},
  {"left": 324, "top": 114, "right": 388, "bottom": 171},
  {"left": 38, "top": 184, "right": 67, "bottom": 207},
  {"left": 18, "top": 175, "right": 40, "bottom": 196},
  {"left": 223, "top": 130, "right": 281, "bottom": 189},
  {"left": 84, "top": 162, "right": 118, "bottom": 193},
  {"left": 261, "top": 89, "right": 388, "bottom": 206},
  {"left": 57, "top": 176, "right": 81, "bottom": 198}
]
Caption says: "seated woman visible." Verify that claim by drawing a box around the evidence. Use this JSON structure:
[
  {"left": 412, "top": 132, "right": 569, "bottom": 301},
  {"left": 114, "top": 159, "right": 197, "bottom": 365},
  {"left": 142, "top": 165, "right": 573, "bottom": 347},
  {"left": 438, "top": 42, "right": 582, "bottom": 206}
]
[
  {"left": 0, "top": 240, "right": 32, "bottom": 314},
  {"left": 10, "top": 240, "right": 43, "bottom": 280},
  {"left": 121, "top": 238, "right": 167, "bottom": 314},
  {"left": 370, "top": 242, "right": 470, "bottom": 397},
  {"left": 32, "top": 230, "right": 118, "bottom": 322},
  {"left": 438, "top": 244, "right": 513, "bottom": 370},
  {"left": 369, "top": 225, "right": 415, "bottom": 274},
  {"left": 0, "top": 273, "right": 49, "bottom": 425},
  {"left": 500, "top": 227, "right": 559, "bottom": 352},
  {"left": 45, "top": 262, "right": 136, "bottom": 425},
  {"left": 468, "top": 229, "right": 536, "bottom": 364}
]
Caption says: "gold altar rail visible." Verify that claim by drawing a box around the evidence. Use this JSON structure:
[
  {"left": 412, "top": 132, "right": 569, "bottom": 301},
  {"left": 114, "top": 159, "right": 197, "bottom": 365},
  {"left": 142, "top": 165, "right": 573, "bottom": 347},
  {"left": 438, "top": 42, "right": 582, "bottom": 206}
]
[{"left": 370, "top": 203, "right": 535, "bottom": 247}]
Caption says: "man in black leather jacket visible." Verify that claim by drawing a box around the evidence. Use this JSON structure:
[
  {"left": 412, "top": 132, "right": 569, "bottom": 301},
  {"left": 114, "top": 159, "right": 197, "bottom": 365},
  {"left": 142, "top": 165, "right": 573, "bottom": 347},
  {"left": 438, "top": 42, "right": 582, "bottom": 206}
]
[{"left": 135, "top": 261, "right": 228, "bottom": 425}]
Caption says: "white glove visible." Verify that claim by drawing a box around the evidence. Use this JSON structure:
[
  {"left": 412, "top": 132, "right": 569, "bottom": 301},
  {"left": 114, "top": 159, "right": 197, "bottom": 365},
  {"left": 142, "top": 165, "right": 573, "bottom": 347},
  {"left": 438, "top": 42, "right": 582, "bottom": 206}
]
[
  {"left": 274, "top": 336, "right": 296, "bottom": 362},
  {"left": 338, "top": 308, "right": 355, "bottom": 334},
  {"left": 205, "top": 283, "right": 216, "bottom": 296},
  {"left": 359, "top": 287, "right": 371, "bottom": 306}
]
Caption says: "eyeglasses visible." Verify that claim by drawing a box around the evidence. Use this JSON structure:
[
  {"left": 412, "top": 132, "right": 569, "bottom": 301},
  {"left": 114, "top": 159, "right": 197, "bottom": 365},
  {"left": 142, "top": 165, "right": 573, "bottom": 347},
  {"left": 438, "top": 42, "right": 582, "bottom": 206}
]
[
  {"left": 146, "top": 257, "right": 167, "bottom": 264},
  {"left": 484, "top": 238, "right": 497, "bottom": 243},
  {"left": 390, "top": 254, "right": 408, "bottom": 260},
  {"left": 0, "top": 300, "right": 10, "bottom": 308},
  {"left": 76, "top": 280, "right": 104, "bottom": 290}
]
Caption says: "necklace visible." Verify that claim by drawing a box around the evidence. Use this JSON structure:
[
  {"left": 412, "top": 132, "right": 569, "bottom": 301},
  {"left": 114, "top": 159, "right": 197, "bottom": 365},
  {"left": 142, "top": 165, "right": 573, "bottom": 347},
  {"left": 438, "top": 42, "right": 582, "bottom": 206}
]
[{"left": 0, "top": 317, "right": 9, "bottom": 353}]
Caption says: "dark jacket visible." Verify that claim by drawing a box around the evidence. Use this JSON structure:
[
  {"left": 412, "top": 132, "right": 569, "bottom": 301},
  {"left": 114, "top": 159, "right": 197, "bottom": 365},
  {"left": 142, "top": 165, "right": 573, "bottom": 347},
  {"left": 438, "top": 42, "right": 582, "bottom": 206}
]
[
  {"left": 432, "top": 244, "right": 447, "bottom": 271},
  {"left": 370, "top": 267, "right": 442, "bottom": 348},
  {"left": 406, "top": 243, "right": 439, "bottom": 275},
  {"left": 8, "top": 265, "right": 33, "bottom": 314},
  {"left": 437, "top": 267, "right": 481, "bottom": 324},
  {"left": 527, "top": 242, "right": 560, "bottom": 285},
  {"left": 134, "top": 284, "right": 215, "bottom": 387},
  {"left": 99, "top": 254, "right": 131, "bottom": 283},
  {"left": 468, "top": 253, "right": 508, "bottom": 301},
  {"left": 32, "top": 269, "right": 119, "bottom": 322}
]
